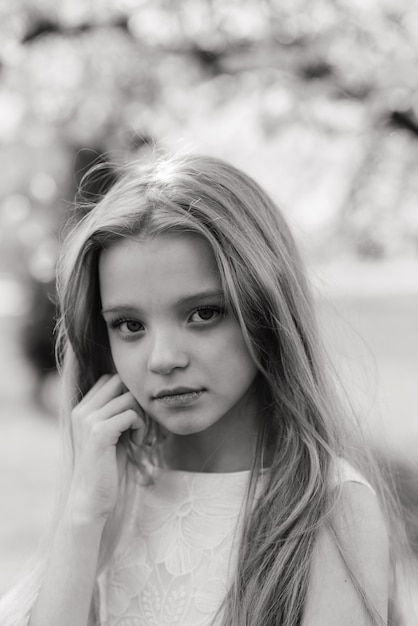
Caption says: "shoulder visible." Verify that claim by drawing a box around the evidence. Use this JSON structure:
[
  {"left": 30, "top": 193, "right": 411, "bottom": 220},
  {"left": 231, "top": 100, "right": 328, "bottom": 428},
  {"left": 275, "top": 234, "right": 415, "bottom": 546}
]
[
  {"left": 328, "top": 457, "right": 376, "bottom": 494},
  {"left": 302, "top": 481, "right": 389, "bottom": 625}
]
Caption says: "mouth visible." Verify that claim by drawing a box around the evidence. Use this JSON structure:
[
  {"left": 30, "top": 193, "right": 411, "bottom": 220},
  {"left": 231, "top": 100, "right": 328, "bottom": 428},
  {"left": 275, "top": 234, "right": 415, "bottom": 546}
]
[
  {"left": 153, "top": 388, "right": 205, "bottom": 407},
  {"left": 153, "top": 387, "right": 204, "bottom": 398}
]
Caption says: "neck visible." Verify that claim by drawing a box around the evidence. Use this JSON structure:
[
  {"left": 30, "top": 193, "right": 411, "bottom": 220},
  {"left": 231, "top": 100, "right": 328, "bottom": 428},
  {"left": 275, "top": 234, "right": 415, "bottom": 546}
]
[
  {"left": 162, "top": 428, "right": 257, "bottom": 473},
  {"left": 161, "top": 388, "right": 263, "bottom": 473}
]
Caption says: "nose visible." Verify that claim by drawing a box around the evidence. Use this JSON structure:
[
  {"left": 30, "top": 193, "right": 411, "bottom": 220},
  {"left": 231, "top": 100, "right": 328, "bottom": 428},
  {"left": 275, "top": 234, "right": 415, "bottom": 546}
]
[{"left": 147, "top": 329, "right": 189, "bottom": 375}]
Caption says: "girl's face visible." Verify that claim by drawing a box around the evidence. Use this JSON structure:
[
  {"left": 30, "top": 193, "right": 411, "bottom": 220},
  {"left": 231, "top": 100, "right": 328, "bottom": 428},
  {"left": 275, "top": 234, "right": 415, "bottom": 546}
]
[{"left": 99, "top": 233, "right": 259, "bottom": 447}]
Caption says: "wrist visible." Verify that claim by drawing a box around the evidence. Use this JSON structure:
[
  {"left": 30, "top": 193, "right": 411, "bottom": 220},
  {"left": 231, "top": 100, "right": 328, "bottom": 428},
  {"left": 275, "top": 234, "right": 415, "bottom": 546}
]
[
  {"left": 62, "top": 505, "right": 109, "bottom": 533},
  {"left": 65, "top": 487, "right": 115, "bottom": 530}
]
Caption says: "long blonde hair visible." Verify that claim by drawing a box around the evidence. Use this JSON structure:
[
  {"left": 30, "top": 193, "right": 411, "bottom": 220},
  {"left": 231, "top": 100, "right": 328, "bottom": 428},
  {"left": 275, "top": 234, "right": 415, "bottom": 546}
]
[{"left": 0, "top": 153, "right": 413, "bottom": 625}]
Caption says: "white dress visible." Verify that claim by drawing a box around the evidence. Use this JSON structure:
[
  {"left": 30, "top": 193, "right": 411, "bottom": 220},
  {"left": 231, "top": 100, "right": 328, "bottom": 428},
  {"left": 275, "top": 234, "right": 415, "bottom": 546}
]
[{"left": 96, "top": 458, "right": 374, "bottom": 626}]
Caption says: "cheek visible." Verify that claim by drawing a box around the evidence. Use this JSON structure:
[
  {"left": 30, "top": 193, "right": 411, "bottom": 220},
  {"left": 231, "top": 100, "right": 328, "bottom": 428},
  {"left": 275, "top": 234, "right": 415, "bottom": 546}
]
[
  {"left": 108, "top": 342, "right": 141, "bottom": 388},
  {"left": 210, "top": 326, "right": 258, "bottom": 386}
]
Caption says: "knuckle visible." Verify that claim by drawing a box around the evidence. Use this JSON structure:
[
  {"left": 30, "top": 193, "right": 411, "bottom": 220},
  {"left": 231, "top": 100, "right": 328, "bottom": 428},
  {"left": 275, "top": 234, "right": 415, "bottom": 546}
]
[
  {"left": 90, "top": 422, "right": 101, "bottom": 436},
  {"left": 90, "top": 421, "right": 106, "bottom": 441},
  {"left": 85, "top": 412, "right": 98, "bottom": 427}
]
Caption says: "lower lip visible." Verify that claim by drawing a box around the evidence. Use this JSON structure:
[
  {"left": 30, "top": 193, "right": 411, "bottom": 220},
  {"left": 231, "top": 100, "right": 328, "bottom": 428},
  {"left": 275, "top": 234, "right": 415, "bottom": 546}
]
[{"left": 154, "top": 390, "right": 205, "bottom": 407}]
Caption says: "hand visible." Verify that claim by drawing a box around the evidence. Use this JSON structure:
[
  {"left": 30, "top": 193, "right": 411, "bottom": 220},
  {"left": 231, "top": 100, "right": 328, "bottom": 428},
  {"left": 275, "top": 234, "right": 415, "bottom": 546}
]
[{"left": 67, "top": 374, "right": 145, "bottom": 524}]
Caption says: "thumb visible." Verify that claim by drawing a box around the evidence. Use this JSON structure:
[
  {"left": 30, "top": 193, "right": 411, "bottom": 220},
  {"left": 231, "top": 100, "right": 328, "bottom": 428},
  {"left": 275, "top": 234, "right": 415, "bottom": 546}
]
[{"left": 116, "top": 431, "right": 129, "bottom": 480}]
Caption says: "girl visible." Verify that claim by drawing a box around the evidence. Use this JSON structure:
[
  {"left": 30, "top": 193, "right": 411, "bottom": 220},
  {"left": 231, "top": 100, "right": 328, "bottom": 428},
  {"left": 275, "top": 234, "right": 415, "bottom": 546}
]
[{"left": 0, "top": 153, "right": 411, "bottom": 625}]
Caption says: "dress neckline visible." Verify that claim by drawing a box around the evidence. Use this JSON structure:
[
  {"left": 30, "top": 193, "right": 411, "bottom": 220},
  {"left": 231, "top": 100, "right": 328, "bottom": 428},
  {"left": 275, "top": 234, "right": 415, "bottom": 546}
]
[
  {"left": 160, "top": 467, "right": 250, "bottom": 476},
  {"left": 156, "top": 465, "right": 270, "bottom": 478}
]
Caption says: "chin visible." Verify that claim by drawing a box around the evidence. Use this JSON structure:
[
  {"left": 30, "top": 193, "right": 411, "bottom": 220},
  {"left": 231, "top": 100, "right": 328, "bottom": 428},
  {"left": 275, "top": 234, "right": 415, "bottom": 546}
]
[
  {"left": 155, "top": 413, "right": 217, "bottom": 437},
  {"left": 165, "top": 421, "right": 210, "bottom": 437}
]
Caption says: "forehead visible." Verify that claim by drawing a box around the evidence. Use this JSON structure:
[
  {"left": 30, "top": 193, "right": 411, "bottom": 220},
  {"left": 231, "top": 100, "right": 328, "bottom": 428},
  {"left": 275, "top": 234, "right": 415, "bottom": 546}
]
[{"left": 98, "top": 233, "right": 221, "bottom": 306}]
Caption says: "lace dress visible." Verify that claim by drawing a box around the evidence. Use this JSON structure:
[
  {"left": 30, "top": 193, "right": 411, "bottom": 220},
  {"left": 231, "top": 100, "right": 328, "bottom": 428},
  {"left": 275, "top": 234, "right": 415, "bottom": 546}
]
[{"left": 96, "top": 459, "right": 373, "bottom": 626}]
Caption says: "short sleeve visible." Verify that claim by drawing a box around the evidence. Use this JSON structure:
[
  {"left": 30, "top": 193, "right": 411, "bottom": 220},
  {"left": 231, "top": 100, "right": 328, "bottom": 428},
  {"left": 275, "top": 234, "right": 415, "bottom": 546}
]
[{"left": 328, "top": 457, "right": 376, "bottom": 495}]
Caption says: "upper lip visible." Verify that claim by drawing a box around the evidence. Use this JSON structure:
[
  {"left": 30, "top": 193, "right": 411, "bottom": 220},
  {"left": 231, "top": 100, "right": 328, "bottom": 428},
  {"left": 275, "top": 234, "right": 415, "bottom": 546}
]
[{"left": 153, "top": 387, "right": 203, "bottom": 399}]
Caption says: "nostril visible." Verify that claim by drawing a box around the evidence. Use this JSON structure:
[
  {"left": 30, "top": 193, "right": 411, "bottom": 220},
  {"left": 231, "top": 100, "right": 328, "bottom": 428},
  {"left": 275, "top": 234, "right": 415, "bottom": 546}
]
[{"left": 147, "top": 346, "right": 190, "bottom": 375}]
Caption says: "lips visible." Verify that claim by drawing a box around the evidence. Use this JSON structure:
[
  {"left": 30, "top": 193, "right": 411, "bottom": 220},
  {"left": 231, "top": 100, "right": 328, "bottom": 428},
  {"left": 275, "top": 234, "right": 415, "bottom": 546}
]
[
  {"left": 153, "top": 388, "right": 205, "bottom": 408},
  {"left": 153, "top": 387, "right": 204, "bottom": 399}
]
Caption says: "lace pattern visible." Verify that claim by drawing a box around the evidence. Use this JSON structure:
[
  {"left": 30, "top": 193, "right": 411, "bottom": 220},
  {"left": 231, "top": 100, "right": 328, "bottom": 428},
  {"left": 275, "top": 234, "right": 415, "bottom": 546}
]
[
  {"left": 97, "top": 459, "right": 373, "bottom": 625},
  {"left": 98, "top": 468, "right": 255, "bottom": 626}
]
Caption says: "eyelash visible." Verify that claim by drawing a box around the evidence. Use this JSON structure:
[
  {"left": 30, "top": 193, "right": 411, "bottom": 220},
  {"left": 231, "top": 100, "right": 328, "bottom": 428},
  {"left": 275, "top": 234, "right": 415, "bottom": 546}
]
[
  {"left": 109, "top": 305, "right": 225, "bottom": 334},
  {"left": 109, "top": 318, "right": 143, "bottom": 333},
  {"left": 190, "top": 305, "right": 224, "bottom": 323}
]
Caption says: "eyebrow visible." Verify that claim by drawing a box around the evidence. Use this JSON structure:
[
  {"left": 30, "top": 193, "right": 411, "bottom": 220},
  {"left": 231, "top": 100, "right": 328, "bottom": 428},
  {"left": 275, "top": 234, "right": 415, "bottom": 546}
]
[{"left": 101, "top": 289, "right": 225, "bottom": 316}]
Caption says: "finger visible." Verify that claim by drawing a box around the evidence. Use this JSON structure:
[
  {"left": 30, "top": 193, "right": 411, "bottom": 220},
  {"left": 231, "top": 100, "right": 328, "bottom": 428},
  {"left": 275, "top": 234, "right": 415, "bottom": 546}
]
[
  {"left": 77, "top": 373, "right": 113, "bottom": 406},
  {"left": 100, "top": 410, "right": 143, "bottom": 445},
  {"left": 93, "top": 391, "right": 145, "bottom": 422},
  {"left": 82, "top": 374, "right": 125, "bottom": 411},
  {"left": 116, "top": 432, "right": 129, "bottom": 480}
]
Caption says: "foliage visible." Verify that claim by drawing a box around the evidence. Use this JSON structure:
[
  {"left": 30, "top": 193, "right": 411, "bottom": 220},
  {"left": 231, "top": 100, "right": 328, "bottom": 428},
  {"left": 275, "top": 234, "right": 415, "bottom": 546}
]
[
  {"left": 1, "top": 0, "right": 418, "bottom": 264},
  {"left": 0, "top": 0, "right": 417, "bottom": 377}
]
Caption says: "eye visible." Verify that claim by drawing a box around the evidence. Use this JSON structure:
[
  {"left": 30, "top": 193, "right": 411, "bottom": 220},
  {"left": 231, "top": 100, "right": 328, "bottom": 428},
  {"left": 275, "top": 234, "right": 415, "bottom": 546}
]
[
  {"left": 110, "top": 318, "right": 144, "bottom": 334},
  {"left": 189, "top": 306, "right": 223, "bottom": 323}
]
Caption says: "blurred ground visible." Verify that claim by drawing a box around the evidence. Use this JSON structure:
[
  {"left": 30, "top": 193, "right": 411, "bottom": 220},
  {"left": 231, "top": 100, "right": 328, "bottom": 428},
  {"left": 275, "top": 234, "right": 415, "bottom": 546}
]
[
  {"left": 0, "top": 257, "right": 417, "bottom": 598},
  {"left": 0, "top": 315, "right": 59, "bottom": 594},
  {"left": 313, "top": 257, "right": 418, "bottom": 462}
]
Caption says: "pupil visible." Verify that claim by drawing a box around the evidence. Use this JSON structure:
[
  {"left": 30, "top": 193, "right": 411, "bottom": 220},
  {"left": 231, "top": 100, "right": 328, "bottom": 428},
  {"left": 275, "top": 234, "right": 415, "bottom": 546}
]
[
  {"left": 127, "top": 320, "right": 141, "bottom": 332},
  {"left": 199, "top": 308, "right": 214, "bottom": 320}
]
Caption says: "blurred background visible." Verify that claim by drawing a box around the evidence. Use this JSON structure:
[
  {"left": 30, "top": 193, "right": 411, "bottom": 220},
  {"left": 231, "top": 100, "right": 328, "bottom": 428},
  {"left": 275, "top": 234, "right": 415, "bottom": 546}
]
[{"left": 0, "top": 0, "right": 417, "bottom": 620}]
